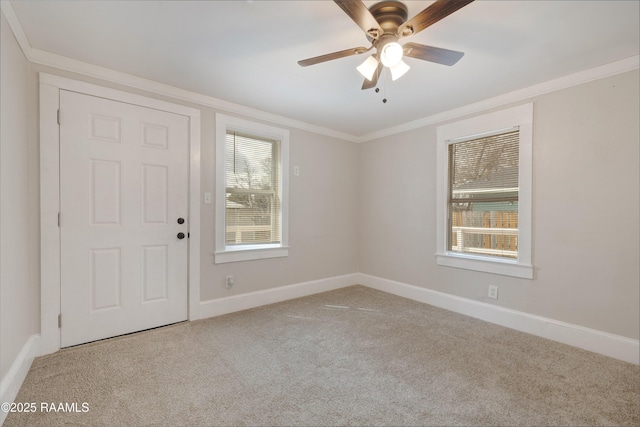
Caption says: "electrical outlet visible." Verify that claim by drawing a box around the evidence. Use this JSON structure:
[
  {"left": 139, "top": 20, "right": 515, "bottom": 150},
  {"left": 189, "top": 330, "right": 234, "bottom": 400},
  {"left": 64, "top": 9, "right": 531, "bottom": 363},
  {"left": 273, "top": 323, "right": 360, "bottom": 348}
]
[
  {"left": 225, "top": 275, "right": 234, "bottom": 289},
  {"left": 293, "top": 166, "right": 300, "bottom": 176},
  {"left": 488, "top": 285, "right": 499, "bottom": 300}
]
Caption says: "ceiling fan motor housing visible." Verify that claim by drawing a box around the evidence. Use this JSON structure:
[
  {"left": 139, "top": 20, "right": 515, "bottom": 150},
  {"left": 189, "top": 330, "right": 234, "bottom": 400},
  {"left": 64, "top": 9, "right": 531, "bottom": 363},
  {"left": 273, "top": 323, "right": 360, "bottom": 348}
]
[
  {"left": 369, "top": 1, "right": 409, "bottom": 35},
  {"left": 367, "top": 1, "right": 408, "bottom": 68},
  {"left": 297, "top": 0, "right": 473, "bottom": 88},
  {"left": 368, "top": 0, "right": 410, "bottom": 63}
]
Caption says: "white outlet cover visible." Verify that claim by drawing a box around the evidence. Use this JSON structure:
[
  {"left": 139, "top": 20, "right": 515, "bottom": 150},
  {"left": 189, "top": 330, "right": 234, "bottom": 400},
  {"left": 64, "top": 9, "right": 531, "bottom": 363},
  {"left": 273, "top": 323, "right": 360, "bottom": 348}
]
[{"left": 488, "top": 285, "right": 499, "bottom": 299}]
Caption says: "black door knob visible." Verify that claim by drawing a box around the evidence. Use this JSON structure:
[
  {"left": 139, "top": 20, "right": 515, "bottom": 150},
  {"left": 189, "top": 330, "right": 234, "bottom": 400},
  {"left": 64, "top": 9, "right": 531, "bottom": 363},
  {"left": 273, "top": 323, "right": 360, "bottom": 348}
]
[
  {"left": 177, "top": 232, "right": 185, "bottom": 240},
  {"left": 177, "top": 218, "right": 185, "bottom": 224}
]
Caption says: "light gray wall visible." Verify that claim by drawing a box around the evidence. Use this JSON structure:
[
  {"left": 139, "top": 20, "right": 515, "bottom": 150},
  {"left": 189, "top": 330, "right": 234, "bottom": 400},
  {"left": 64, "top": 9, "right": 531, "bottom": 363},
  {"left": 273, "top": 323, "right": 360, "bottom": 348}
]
[
  {"left": 358, "top": 70, "right": 640, "bottom": 340},
  {"left": 201, "top": 126, "right": 359, "bottom": 300},
  {"left": 25, "top": 63, "right": 359, "bottom": 307},
  {"left": 2, "top": 10, "right": 637, "bottom": 388},
  {"left": 0, "top": 10, "right": 38, "bottom": 380}
]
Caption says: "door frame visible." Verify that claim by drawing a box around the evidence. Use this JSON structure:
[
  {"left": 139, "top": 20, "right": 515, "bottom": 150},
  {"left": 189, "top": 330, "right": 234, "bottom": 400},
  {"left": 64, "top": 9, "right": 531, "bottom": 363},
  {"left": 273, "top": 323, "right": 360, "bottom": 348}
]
[{"left": 39, "top": 73, "right": 201, "bottom": 355}]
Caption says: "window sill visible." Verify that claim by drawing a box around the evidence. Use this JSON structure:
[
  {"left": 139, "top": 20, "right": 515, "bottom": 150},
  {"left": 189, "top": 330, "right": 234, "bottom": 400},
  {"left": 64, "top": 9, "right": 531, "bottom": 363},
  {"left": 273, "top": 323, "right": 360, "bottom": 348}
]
[
  {"left": 436, "top": 252, "right": 533, "bottom": 279},
  {"left": 214, "top": 245, "right": 289, "bottom": 264}
]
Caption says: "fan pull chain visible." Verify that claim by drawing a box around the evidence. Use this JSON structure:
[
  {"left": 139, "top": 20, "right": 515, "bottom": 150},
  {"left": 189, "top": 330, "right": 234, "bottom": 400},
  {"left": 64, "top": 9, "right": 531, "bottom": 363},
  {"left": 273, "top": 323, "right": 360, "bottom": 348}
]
[
  {"left": 383, "top": 77, "right": 388, "bottom": 104},
  {"left": 374, "top": 68, "right": 389, "bottom": 103}
]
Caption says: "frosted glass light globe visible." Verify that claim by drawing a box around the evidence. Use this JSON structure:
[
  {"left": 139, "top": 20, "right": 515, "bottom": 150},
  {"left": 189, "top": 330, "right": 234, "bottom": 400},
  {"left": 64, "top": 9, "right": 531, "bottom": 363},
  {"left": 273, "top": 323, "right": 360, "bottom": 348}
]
[{"left": 380, "top": 42, "right": 403, "bottom": 68}]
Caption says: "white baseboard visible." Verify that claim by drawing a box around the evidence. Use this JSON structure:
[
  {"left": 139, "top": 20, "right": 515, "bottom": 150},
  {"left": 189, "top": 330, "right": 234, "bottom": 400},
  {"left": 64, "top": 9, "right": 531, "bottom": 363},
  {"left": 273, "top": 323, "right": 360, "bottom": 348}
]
[
  {"left": 196, "top": 273, "right": 358, "bottom": 320},
  {"left": 196, "top": 272, "right": 639, "bottom": 364},
  {"left": 0, "top": 273, "right": 635, "bottom": 427},
  {"left": 357, "top": 273, "right": 639, "bottom": 365},
  {"left": 0, "top": 334, "right": 40, "bottom": 425}
]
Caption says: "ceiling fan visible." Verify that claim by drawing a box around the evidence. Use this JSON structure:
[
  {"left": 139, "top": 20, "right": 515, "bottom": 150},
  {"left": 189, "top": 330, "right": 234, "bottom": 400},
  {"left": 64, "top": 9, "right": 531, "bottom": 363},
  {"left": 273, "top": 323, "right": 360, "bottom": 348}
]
[{"left": 298, "top": 0, "right": 474, "bottom": 89}]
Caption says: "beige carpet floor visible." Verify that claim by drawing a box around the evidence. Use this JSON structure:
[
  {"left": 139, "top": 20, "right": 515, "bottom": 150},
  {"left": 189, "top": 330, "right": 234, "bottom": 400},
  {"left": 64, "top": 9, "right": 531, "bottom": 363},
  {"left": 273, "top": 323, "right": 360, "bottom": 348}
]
[{"left": 4, "top": 285, "right": 639, "bottom": 426}]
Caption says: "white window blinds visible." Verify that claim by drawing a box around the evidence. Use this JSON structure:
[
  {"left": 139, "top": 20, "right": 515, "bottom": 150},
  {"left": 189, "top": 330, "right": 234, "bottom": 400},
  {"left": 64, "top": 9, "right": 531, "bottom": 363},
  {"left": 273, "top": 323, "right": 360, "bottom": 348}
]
[
  {"left": 447, "top": 129, "right": 519, "bottom": 259},
  {"left": 225, "top": 130, "right": 281, "bottom": 246}
]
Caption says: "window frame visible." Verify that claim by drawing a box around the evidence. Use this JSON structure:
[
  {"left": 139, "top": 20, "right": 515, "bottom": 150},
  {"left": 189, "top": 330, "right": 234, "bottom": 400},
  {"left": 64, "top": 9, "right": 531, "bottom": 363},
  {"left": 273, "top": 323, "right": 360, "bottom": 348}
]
[
  {"left": 215, "top": 114, "right": 289, "bottom": 264},
  {"left": 436, "top": 103, "right": 533, "bottom": 279}
]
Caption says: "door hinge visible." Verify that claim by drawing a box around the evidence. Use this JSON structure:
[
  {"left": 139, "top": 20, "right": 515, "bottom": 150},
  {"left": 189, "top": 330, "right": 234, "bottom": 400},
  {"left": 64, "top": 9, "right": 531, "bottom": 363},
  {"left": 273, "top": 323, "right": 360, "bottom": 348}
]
[
  {"left": 58, "top": 212, "right": 60, "bottom": 227},
  {"left": 58, "top": 314, "right": 62, "bottom": 328},
  {"left": 57, "top": 109, "right": 61, "bottom": 125}
]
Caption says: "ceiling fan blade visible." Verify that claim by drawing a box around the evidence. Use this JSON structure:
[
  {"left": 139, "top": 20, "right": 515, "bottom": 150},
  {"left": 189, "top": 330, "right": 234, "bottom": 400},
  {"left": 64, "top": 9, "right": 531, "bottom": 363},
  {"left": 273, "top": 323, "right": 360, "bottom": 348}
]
[
  {"left": 398, "top": 0, "right": 474, "bottom": 37},
  {"left": 334, "top": 0, "right": 383, "bottom": 39},
  {"left": 403, "top": 42, "right": 465, "bottom": 66},
  {"left": 298, "top": 46, "right": 370, "bottom": 67},
  {"left": 362, "top": 61, "right": 384, "bottom": 90}
]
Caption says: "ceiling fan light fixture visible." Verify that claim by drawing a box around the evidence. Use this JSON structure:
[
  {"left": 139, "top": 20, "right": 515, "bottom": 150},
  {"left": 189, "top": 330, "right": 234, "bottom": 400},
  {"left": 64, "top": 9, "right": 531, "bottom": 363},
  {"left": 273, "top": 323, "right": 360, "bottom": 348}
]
[
  {"left": 380, "top": 41, "right": 403, "bottom": 68},
  {"left": 356, "top": 55, "right": 379, "bottom": 81},
  {"left": 297, "top": 0, "right": 474, "bottom": 90},
  {"left": 390, "top": 59, "right": 410, "bottom": 81}
]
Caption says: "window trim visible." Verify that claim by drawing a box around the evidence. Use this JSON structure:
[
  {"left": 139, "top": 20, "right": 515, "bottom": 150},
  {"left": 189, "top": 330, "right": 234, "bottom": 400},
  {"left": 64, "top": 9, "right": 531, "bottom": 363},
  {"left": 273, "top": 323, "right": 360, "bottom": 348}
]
[
  {"left": 215, "top": 114, "right": 289, "bottom": 264},
  {"left": 436, "top": 103, "right": 533, "bottom": 279}
]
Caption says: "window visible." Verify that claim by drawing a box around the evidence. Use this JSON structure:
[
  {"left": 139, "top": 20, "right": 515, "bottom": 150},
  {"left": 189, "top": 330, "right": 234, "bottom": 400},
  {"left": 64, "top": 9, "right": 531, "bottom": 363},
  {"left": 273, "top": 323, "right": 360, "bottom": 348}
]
[
  {"left": 225, "top": 132, "right": 281, "bottom": 246},
  {"left": 436, "top": 104, "right": 533, "bottom": 279},
  {"left": 215, "top": 114, "right": 289, "bottom": 263},
  {"left": 448, "top": 130, "right": 519, "bottom": 259}
]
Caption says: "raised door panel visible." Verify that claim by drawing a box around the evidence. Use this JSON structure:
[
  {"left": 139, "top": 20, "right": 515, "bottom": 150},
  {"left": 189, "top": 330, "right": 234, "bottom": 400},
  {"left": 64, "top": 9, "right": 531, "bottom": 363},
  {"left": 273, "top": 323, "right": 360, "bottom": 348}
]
[{"left": 60, "top": 90, "right": 189, "bottom": 347}]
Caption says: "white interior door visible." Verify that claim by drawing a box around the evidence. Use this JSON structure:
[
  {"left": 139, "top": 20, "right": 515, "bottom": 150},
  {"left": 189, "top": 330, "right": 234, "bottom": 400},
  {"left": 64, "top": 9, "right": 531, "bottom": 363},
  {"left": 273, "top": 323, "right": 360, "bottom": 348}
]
[{"left": 59, "top": 90, "right": 189, "bottom": 347}]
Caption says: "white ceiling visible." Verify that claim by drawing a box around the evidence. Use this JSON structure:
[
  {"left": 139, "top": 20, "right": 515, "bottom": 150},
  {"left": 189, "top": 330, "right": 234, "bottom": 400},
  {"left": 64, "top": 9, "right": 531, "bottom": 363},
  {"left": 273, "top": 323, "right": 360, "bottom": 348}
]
[{"left": 8, "top": 0, "right": 640, "bottom": 138}]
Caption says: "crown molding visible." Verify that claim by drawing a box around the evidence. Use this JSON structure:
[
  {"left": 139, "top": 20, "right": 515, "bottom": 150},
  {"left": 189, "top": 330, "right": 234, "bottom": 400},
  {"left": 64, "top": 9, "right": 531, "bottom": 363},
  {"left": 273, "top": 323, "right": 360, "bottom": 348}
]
[
  {"left": 3, "top": 1, "right": 638, "bottom": 145},
  {"left": 1, "top": 0, "right": 32, "bottom": 61},
  {"left": 31, "top": 46, "right": 360, "bottom": 143},
  {"left": 356, "top": 55, "right": 640, "bottom": 143},
  {"left": 0, "top": 1, "right": 358, "bottom": 143},
  {"left": 27, "top": 47, "right": 359, "bottom": 143}
]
